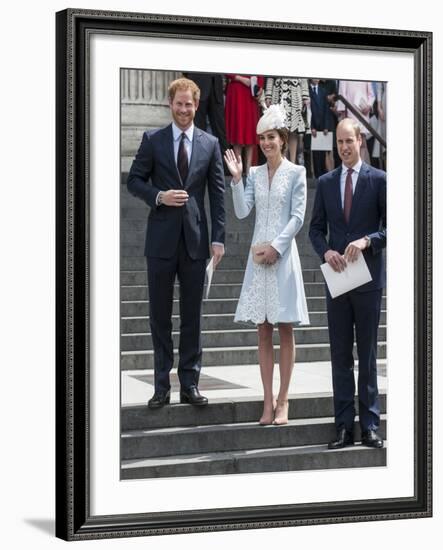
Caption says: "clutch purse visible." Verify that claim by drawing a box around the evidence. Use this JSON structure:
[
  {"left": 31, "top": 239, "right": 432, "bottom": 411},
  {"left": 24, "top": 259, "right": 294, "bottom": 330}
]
[{"left": 251, "top": 242, "right": 271, "bottom": 264}]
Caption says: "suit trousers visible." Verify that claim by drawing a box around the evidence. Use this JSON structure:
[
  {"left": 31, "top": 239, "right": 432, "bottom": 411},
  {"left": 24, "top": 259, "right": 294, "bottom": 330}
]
[
  {"left": 326, "top": 287, "right": 382, "bottom": 433},
  {"left": 146, "top": 229, "right": 206, "bottom": 393},
  {"left": 194, "top": 90, "right": 229, "bottom": 156}
]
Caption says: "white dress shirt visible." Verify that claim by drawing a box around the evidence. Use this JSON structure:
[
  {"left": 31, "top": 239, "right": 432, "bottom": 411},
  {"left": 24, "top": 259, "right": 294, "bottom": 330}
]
[{"left": 172, "top": 122, "right": 194, "bottom": 165}]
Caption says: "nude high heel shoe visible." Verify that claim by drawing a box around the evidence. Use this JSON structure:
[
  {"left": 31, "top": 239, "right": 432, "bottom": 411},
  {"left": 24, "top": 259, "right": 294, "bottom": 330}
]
[
  {"left": 272, "top": 399, "right": 289, "bottom": 425},
  {"left": 259, "top": 398, "right": 277, "bottom": 425}
]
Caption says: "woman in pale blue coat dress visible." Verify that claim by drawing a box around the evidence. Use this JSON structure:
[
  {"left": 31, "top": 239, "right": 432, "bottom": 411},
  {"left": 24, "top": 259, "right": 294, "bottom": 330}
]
[{"left": 224, "top": 104, "right": 309, "bottom": 426}]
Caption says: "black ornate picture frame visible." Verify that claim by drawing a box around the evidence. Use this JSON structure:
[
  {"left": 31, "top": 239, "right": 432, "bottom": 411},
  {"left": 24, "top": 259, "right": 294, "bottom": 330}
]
[{"left": 55, "top": 9, "right": 432, "bottom": 541}]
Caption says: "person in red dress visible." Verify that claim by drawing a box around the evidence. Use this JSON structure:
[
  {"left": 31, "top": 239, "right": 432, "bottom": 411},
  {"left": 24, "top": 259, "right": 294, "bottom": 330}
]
[{"left": 225, "top": 74, "right": 264, "bottom": 176}]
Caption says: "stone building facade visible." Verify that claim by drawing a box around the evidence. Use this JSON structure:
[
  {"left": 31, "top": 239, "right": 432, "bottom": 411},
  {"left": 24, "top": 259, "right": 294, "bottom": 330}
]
[{"left": 121, "top": 69, "right": 181, "bottom": 172}]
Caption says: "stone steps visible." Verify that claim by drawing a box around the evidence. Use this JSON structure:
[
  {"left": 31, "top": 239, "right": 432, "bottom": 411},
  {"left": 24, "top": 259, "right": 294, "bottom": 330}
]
[
  {"left": 120, "top": 255, "right": 322, "bottom": 270},
  {"left": 120, "top": 281, "right": 326, "bottom": 301},
  {"left": 121, "top": 442, "right": 386, "bottom": 479},
  {"left": 121, "top": 268, "right": 326, "bottom": 285},
  {"left": 121, "top": 342, "right": 387, "bottom": 370},
  {"left": 121, "top": 218, "right": 314, "bottom": 236},
  {"left": 122, "top": 229, "right": 261, "bottom": 246},
  {"left": 121, "top": 393, "right": 387, "bottom": 431},
  {"left": 121, "top": 415, "right": 387, "bottom": 461},
  {"left": 121, "top": 326, "right": 387, "bottom": 351},
  {"left": 121, "top": 296, "right": 387, "bottom": 317},
  {"left": 121, "top": 255, "right": 252, "bottom": 270},
  {"left": 121, "top": 441, "right": 386, "bottom": 479},
  {"left": 121, "top": 253, "right": 323, "bottom": 269},
  {"left": 121, "top": 311, "right": 388, "bottom": 333},
  {"left": 121, "top": 231, "right": 316, "bottom": 253}
]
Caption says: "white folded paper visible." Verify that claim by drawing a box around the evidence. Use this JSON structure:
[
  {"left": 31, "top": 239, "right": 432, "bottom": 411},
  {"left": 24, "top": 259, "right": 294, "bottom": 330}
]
[
  {"left": 320, "top": 252, "right": 372, "bottom": 298},
  {"left": 311, "top": 132, "right": 333, "bottom": 151},
  {"left": 205, "top": 257, "right": 214, "bottom": 299}
]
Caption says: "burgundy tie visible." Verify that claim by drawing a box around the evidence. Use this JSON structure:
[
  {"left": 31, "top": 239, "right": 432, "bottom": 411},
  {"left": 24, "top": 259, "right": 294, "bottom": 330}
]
[
  {"left": 177, "top": 133, "right": 188, "bottom": 183},
  {"left": 343, "top": 168, "right": 353, "bottom": 223}
]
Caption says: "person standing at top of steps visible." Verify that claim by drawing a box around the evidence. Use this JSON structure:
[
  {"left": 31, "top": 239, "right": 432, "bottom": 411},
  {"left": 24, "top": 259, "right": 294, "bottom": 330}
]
[
  {"left": 309, "top": 117, "right": 386, "bottom": 450},
  {"left": 224, "top": 104, "right": 310, "bottom": 426},
  {"left": 127, "top": 78, "right": 226, "bottom": 409}
]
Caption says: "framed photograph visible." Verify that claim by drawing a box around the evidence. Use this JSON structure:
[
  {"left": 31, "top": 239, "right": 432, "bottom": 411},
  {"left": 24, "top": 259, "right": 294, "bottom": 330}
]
[
  {"left": 56, "top": 8, "right": 432, "bottom": 541},
  {"left": 119, "top": 67, "right": 388, "bottom": 483}
]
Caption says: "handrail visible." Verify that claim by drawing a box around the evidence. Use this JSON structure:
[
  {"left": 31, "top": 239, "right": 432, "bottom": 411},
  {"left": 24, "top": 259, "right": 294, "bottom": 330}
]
[{"left": 336, "top": 94, "right": 386, "bottom": 149}]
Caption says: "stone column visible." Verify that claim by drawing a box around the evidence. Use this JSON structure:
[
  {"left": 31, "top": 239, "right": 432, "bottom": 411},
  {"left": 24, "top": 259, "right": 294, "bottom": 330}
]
[{"left": 121, "top": 69, "right": 181, "bottom": 172}]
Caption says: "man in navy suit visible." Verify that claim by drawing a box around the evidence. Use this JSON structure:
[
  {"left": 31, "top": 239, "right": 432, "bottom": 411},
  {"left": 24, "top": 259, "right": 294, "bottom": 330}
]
[
  {"left": 307, "top": 78, "right": 329, "bottom": 178},
  {"left": 309, "top": 118, "right": 386, "bottom": 449},
  {"left": 127, "top": 78, "right": 225, "bottom": 409}
]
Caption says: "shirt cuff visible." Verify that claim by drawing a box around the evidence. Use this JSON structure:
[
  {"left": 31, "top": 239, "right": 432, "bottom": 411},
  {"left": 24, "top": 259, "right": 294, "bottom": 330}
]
[
  {"left": 155, "top": 191, "right": 162, "bottom": 206},
  {"left": 211, "top": 242, "right": 225, "bottom": 252}
]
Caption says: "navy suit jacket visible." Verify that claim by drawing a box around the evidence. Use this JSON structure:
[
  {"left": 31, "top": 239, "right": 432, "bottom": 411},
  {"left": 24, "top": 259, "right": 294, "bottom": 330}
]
[
  {"left": 309, "top": 162, "right": 386, "bottom": 292},
  {"left": 183, "top": 73, "right": 224, "bottom": 103},
  {"left": 127, "top": 124, "right": 225, "bottom": 260},
  {"left": 309, "top": 85, "right": 329, "bottom": 131}
]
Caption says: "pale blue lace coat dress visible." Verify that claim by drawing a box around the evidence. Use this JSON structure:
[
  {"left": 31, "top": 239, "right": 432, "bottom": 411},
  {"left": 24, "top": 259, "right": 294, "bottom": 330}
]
[{"left": 231, "top": 158, "right": 310, "bottom": 325}]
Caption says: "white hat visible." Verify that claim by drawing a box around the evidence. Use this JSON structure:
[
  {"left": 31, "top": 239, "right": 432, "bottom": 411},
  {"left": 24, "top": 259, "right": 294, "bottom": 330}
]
[{"left": 256, "top": 103, "right": 287, "bottom": 134}]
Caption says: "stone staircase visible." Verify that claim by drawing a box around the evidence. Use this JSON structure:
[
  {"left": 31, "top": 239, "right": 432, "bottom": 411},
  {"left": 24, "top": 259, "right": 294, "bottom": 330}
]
[
  {"left": 120, "top": 175, "right": 387, "bottom": 479},
  {"left": 121, "top": 396, "right": 386, "bottom": 479}
]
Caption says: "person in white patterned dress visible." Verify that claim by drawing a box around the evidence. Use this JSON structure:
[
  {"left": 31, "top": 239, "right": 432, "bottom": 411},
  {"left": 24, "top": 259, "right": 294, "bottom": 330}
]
[
  {"left": 264, "top": 77, "right": 310, "bottom": 165},
  {"left": 224, "top": 104, "right": 310, "bottom": 426}
]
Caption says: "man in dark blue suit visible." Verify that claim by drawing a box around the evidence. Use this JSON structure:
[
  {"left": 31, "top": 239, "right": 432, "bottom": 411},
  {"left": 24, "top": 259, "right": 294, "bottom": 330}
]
[
  {"left": 309, "top": 118, "right": 386, "bottom": 449},
  {"left": 307, "top": 78, "right": 329, "bottom": 178},
  {"left": 127, "top": 78, "right": 225, "bottom": 409}
]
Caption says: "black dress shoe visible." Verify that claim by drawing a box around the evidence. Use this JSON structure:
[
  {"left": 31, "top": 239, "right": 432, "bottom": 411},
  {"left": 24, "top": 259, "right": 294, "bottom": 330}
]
[
  {"left": 361, "top": 429, "right": 384, "bottom": 448},
  {"left": 328, "top": 428, "right": 354, "bottom": 450},
  {"left": 147, "top": 390, "right": 170, "bottom": 409},
  {"left": 180, "top": 387, "right": 208, "bottom": 406}
]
